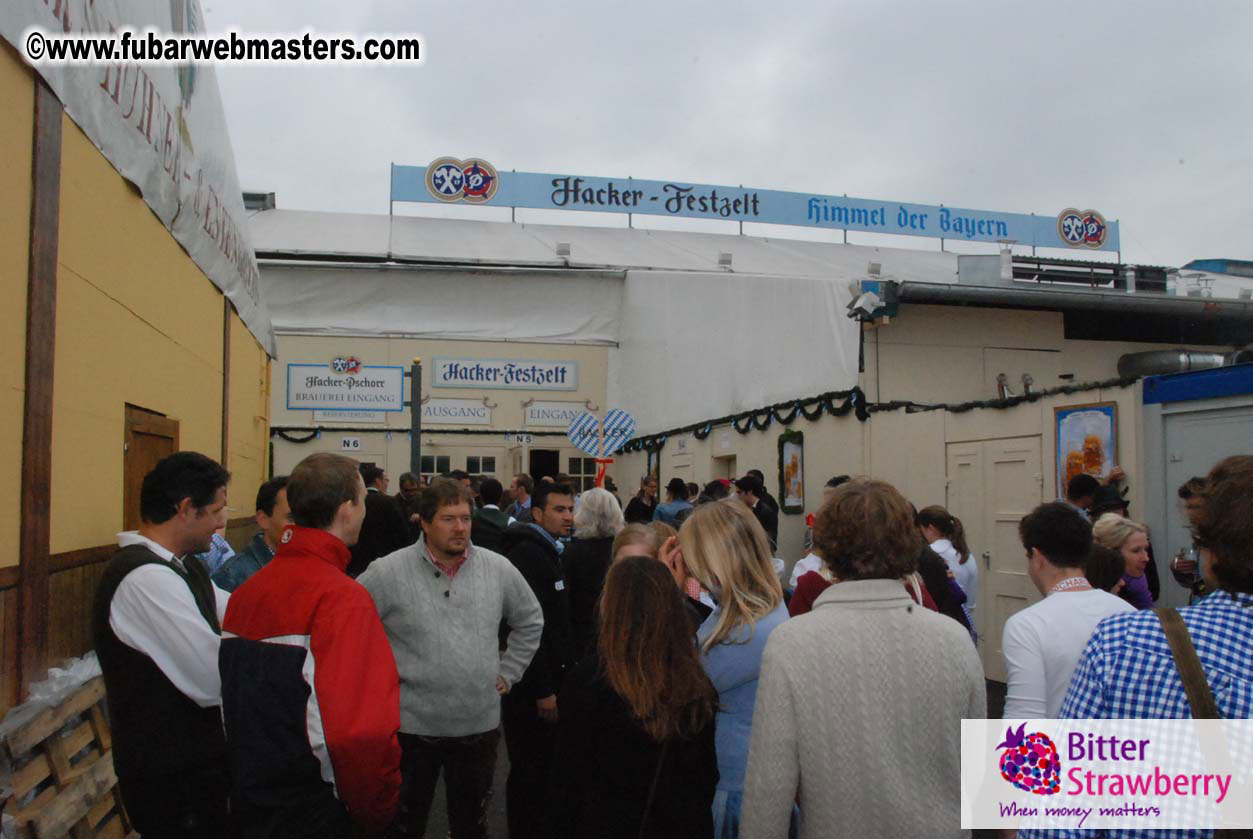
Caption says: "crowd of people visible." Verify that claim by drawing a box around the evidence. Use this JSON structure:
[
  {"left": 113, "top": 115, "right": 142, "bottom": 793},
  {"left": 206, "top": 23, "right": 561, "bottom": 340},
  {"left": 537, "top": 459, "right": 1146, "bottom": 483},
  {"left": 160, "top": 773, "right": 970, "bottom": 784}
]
[{"left": 89, "top": 447, "right": 1253, "bottom": 838}]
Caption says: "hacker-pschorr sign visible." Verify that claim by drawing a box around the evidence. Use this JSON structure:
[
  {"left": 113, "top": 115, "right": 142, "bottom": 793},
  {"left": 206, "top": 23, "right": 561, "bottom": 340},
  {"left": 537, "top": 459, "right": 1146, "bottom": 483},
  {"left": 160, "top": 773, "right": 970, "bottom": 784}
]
[{"left": 287, "top": 361, "right": 405, "bottom": 412}]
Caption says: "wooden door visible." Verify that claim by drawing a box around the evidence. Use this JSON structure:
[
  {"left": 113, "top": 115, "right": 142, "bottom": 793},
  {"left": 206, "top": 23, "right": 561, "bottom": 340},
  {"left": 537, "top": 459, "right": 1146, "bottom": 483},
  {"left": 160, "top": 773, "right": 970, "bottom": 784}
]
[
  {"left": 947, "top": 435, "right": 1043, "bottom": 681},
  {"left": 123, "top": 406, "right": 179, "bottom": 530}
]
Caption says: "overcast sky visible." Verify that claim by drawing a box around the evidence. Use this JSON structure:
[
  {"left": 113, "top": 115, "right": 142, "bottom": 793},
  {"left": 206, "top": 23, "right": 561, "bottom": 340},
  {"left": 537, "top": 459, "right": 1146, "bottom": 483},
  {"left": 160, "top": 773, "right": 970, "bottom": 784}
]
[{"left": 204, "top": 0, "right": 1252, "bottom": 269}]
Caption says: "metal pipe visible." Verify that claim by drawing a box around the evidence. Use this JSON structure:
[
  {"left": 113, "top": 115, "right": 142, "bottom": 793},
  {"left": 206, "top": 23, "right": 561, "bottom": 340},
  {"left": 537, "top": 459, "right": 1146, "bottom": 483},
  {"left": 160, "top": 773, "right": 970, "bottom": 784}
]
[
  {"left": 897, "top": 281, "right": 1253, "bottom": 322},
  {"left": 409, "top": 358, "right": 422, "bottom": 477},
  {"left": 1116, "top": 351, "right": 1226, "bottom": 379}
]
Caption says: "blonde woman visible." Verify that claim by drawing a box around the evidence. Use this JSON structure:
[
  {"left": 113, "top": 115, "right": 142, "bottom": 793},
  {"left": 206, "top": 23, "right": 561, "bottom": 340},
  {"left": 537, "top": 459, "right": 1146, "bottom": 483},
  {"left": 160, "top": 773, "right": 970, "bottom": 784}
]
[
  {"left": 668, "top": 499, "right": 789, "bottom": 838},
  {"left": 610, "top": 521, "right": 672, "bottom": 563},
  {"left": 1092, "top": 513, "right": 1153, "bottom": 609}
]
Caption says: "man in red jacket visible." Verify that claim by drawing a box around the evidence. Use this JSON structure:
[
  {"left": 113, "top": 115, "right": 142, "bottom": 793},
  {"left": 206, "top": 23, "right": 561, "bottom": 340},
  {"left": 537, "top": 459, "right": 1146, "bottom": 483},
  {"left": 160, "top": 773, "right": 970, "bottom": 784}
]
[{"left": 220, "top": 453, "right": 402, "bottom": 838}]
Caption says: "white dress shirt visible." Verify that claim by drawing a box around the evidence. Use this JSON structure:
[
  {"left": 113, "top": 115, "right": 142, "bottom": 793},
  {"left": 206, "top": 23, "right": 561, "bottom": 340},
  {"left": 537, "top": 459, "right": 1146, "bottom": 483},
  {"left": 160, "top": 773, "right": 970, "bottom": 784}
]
[
  {"left": 1001, "top": 587, "right": 1133, "bottom": 718},
  {"left": 110, "top": 531, "right": 230, "bottom": 708},
  {"left": 789, "top": 552, "right": 823, "bottom": 589}
]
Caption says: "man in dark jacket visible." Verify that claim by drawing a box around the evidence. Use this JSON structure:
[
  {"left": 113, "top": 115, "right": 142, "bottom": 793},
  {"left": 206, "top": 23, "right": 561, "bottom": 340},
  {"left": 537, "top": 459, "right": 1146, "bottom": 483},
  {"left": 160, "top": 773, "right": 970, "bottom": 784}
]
[
  {"left": 470, "top": 477, "right": 513, "bottom": 554},
  {"left": 347, "top": 463, "right": 411, "bottom": 577},
  {"left": 91, "top": 452, "right": 233, "bottom": 839},
  {"left": 500, "top": 482, "right": 575, "bottom": 839},
  {"left": 746, "top": 468, "right": 780, "bottom": 514},
  {"left": 735, "top": 474, "right": 778, "bottom": 550}
]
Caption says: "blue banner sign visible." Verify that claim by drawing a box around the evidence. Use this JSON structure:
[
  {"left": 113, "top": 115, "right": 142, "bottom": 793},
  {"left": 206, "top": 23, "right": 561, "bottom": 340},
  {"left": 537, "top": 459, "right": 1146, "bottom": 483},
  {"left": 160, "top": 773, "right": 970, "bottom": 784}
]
[{"left": 391, "top": 159, "right": 1119, "bottom": 252}]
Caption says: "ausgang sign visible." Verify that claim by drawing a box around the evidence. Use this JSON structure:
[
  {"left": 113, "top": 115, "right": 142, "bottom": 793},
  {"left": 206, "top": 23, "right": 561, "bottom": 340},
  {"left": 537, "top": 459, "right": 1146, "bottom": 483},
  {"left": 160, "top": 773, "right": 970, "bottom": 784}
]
[
  {"left": 422, "top": 398, "right": 492, "bottom": 425},
  {"left": 391, "top": 160, "right": 1120, "bottom": 252},
  {"left": 287, "top": 363, "right": 405, "bottom": 411},
  {"left": 432, "top": 357, "right": 578, "bottom": 391}
]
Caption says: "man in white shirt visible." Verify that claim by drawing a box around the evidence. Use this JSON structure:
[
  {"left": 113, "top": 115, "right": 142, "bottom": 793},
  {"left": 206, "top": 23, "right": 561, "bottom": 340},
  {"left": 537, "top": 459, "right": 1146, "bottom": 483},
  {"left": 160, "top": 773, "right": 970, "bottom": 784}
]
[
  {"left": 1002, "top": 501, "right": 1133, "bottom": 719},
  {"left": 91, "top": 451, "right": 233, "bottom": 839}
]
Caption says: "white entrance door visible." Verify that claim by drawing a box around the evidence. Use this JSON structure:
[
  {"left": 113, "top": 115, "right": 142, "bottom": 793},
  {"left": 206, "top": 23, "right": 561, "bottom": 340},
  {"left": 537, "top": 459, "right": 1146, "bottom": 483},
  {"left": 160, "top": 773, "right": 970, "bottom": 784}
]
[{"left": 946, "top": 435, "right": 1043, "bottom": 681}]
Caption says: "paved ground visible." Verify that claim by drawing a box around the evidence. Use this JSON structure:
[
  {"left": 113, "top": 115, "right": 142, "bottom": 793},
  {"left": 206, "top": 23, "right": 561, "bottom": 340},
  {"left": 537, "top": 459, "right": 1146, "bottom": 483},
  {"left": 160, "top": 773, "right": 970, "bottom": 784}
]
[{"left": 420, "top": 680, "right": 1008, "bottom": 838}]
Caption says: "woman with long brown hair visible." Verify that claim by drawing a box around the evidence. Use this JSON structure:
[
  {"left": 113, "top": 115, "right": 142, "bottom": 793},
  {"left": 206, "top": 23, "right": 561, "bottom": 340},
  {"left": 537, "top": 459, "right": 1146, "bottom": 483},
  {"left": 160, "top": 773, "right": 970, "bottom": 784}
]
[{"left": 546, "top": 556, "right": 719, "bottom": 839}]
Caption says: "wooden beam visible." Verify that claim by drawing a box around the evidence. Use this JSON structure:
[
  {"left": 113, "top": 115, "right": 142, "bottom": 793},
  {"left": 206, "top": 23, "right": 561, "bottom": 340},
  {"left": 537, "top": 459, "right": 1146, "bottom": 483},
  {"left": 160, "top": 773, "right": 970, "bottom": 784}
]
[
  {"left": 0, "top": 566, "right": 18, "bottom": 591},
  {"left": 221, "top": 297, "right": 231, "bottom": 467},
  {"left": 47, "top": 545, "right": 114, "bottom": 574},
  {"left": 19, "top": 78, "right": 63, "bottom": 698}
]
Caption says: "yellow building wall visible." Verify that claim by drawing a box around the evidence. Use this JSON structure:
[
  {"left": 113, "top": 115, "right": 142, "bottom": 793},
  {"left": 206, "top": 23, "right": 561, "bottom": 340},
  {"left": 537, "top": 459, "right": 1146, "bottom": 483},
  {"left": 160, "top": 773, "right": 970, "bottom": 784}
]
[
  {"left": 228, "top": 309, "right": 271, "bottom": 506},
  {"left": 49, "top": 116, "right": 244, "bottom": 553},
  {"left": 0, "top": 48, "right": 34, "bottom": 569}
]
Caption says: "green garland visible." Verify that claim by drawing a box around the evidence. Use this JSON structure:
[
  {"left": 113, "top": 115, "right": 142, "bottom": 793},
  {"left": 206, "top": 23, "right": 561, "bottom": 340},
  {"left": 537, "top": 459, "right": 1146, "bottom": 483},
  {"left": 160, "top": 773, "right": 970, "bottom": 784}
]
[{"left": 619, "top": 375, "right": 1137, "bottom": 454}]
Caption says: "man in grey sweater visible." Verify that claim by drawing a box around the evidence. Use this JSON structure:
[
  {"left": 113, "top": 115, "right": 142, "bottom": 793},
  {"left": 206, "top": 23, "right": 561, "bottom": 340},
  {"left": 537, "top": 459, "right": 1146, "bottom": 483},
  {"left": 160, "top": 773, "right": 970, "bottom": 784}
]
[{"left": 359, "top": 479, "right": 543, "bottom": 839}]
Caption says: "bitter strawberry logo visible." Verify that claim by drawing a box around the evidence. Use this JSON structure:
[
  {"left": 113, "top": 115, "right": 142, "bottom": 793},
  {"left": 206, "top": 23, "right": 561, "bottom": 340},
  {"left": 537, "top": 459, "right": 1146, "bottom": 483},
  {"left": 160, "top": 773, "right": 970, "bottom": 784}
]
[{"left": 996, "top": 723, "right": 1061, "bottom": 795}]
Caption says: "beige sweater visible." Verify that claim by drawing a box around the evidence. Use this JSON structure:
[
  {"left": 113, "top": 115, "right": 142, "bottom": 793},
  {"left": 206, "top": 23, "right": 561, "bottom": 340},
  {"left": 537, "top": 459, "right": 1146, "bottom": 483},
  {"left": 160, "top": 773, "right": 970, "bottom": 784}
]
[{"left": 741, "top": 578, "right": 985, "bottom": 839}]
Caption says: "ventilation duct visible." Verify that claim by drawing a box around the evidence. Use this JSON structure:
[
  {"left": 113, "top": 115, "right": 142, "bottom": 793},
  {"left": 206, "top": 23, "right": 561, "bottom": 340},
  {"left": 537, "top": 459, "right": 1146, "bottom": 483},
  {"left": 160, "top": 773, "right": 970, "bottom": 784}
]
[{"left": 1116, "top": 350, "right": 1250, "bottom": 379}]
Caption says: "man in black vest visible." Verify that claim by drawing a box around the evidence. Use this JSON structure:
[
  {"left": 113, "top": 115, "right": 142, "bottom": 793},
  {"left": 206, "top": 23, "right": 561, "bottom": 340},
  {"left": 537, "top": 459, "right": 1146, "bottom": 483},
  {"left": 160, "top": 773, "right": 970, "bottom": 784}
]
[{"left": 91, "top": 451, "right": 233, "bottom": 839}]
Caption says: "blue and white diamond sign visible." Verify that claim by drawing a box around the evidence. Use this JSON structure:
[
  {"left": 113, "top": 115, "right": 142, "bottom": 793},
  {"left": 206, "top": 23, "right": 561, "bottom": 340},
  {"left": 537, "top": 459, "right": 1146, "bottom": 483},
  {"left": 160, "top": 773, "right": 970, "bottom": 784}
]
[{"left": 566, "top": 409, "right": 636, "bottom": 457}]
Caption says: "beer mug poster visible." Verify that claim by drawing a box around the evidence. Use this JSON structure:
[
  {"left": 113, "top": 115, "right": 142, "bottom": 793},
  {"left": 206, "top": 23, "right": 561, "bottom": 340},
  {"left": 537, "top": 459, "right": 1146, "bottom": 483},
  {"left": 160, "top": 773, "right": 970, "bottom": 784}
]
[{"left": 1054, "top": 402, "right": 1118, "bottom": 498}]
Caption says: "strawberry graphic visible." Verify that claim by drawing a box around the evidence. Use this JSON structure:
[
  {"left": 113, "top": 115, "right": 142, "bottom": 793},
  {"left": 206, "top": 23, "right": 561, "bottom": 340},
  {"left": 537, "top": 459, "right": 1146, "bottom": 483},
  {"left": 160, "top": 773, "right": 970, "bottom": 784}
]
[{"left": 996, "top": 723, "right": 1061, "bottom": 795}]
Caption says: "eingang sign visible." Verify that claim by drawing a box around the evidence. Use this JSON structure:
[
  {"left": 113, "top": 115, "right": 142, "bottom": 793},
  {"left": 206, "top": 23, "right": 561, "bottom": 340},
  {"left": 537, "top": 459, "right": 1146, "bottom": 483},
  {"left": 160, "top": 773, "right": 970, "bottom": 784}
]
[
  {"left": 391, "top": 160, "right": 1120, "bottom": 252},
  {"left": 525, "top": 401, "right": 588, "bottom": 428}
]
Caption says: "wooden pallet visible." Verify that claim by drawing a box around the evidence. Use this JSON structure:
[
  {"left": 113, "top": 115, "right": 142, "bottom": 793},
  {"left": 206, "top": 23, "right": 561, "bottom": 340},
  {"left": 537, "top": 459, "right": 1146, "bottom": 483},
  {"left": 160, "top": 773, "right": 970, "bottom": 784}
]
[{"left": 0, "top": 676, "right": 135, "bottom": 839}]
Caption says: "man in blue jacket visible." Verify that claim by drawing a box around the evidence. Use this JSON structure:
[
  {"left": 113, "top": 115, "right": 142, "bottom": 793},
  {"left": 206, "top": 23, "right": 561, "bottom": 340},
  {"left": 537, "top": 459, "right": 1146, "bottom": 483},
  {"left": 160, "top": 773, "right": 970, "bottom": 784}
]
[{"left": 212, "top": 475, "right": 289, "bottom": 592}]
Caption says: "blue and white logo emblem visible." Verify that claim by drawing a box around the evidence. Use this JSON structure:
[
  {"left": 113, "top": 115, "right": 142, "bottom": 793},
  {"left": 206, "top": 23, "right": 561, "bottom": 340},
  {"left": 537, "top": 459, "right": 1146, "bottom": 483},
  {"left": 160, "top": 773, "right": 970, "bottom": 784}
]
[
  {"left": 1057, "top": 208, "right": 1108, "bottom": 249},
  {"left": 427, "top": 159, "right": 465, "bottom": 200},
  {"left": 426, "top": 157, "right": 500, "bottom": 204}
]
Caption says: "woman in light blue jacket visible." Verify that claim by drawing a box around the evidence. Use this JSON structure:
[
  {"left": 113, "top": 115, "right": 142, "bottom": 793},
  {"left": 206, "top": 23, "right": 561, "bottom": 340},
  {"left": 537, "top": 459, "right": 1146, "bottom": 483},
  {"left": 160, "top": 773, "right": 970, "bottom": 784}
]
[{"left": 666, "top": 499, "right": 789, "bottom": 839}]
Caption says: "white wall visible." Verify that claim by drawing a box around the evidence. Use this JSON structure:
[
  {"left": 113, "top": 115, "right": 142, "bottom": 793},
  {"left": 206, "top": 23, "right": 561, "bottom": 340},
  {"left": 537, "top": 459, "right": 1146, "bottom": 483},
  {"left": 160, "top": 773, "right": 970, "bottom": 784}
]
[{"left": 619, "top": 304, "right": 1220, "bottom": 582}]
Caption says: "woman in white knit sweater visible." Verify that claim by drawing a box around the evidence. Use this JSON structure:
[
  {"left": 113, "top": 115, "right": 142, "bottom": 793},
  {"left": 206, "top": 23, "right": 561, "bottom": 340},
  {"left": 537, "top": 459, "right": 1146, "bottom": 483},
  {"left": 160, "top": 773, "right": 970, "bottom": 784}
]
[{"left": 740, "top": 479, "right": 985, "bottom": 839}]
